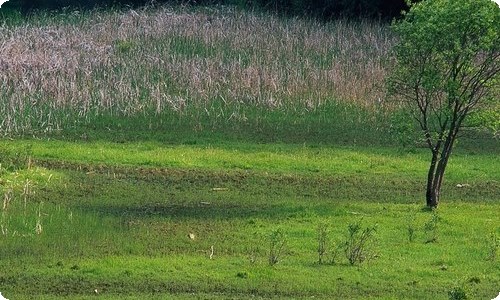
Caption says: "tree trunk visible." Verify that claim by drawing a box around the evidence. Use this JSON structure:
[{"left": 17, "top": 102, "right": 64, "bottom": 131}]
[
  {"left": 425, "top": 129, "right": 458, "bottom": 208},
  {"left": 425, "top": 150, "right": 439, "bottom": 207},
  {"left": 427, "top": 163, "right": 445, "bottom": 208},
  {"left": 426, "top": 185, "right": 440, "bottom": 208}
]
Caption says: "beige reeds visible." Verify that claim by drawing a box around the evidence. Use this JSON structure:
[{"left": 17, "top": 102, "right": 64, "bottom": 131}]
[{"left": 0, "top": 6, "right": 395, "bottom": 134}]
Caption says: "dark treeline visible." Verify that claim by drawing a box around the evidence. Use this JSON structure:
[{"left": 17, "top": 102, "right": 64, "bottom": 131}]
[
  {"left": 248, "top": 0, "right": 409, "bottom": 19},
  {"left": 3, "top": 0, "right": 409, "bottom": 19}
]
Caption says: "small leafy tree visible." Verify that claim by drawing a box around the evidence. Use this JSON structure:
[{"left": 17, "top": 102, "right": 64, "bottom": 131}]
[{"left": 388, "top": 0, "right": 500, "bottom": 207}]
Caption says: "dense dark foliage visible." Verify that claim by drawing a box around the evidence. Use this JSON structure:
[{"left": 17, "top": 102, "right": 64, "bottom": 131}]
[
  {"left": 249, "top": 0, "right": 408, "bottom": 19},
  {"left": 3, "top": 0, "right": 408, "bottom": 19}
]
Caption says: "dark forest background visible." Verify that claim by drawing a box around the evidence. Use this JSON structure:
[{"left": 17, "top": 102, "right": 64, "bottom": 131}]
[{"left": 3, "top": 0, "right": 409, "bottom": 19}]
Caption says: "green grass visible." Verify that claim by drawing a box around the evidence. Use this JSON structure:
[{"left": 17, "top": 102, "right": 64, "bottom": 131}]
[
  {"left": 3, "top": 136, "right": 500, "bottom": 176},
  {"left": 0, "top": 139, "right": 499, "bottom": 299}
]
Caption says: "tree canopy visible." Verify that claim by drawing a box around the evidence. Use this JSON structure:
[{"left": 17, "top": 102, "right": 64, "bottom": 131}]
[{"left": 388, "top": 0, "right": 500, "bottom": 207}]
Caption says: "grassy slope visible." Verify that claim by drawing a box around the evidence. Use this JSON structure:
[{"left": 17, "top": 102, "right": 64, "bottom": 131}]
[
  {"left": 1, "top": 138, "right": 499, "bottom": 199},
  {"left": 0, "top": 138, "right": 499, "bottom": 299}
]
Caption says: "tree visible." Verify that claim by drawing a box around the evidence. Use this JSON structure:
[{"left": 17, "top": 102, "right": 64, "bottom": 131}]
[{"left": 388, "top": 0, "right": 499, "bottom": 207}]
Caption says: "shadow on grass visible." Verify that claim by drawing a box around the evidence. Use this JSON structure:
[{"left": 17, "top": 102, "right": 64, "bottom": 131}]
[
  {"left": 35, "top": 104, "right": 500, "bottom": 154},
  {"left": 34, "top": 102, "right": 392, "bottom": 147},
  {"left": 75, "top": 201, "right": 331, "bottom": 221}
]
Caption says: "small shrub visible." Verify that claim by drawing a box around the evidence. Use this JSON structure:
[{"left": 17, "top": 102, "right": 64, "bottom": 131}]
[
  {"left": 343, "top": 220, "right": 378, "bottom": 265},
  {"left": 268, "top": 228, "right": 287, "bottom": 266}
]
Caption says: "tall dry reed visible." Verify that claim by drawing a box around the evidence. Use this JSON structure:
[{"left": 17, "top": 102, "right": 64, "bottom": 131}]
[{"left": 0, "top": 6, "right": 395, "bottom": 134}]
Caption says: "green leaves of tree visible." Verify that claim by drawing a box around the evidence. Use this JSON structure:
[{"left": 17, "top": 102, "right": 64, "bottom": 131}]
[{"left": 387, "top": 0, "right": 499, "bottom": 207}]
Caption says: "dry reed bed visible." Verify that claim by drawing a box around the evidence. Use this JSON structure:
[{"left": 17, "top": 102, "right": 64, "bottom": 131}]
[{"left": 0, "top": 6, "right": 395, "bottom": 134}]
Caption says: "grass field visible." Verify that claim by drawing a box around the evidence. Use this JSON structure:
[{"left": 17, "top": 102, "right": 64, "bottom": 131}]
[{"left": 0, "top": 4, "right": 499, "bottom": 300}]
